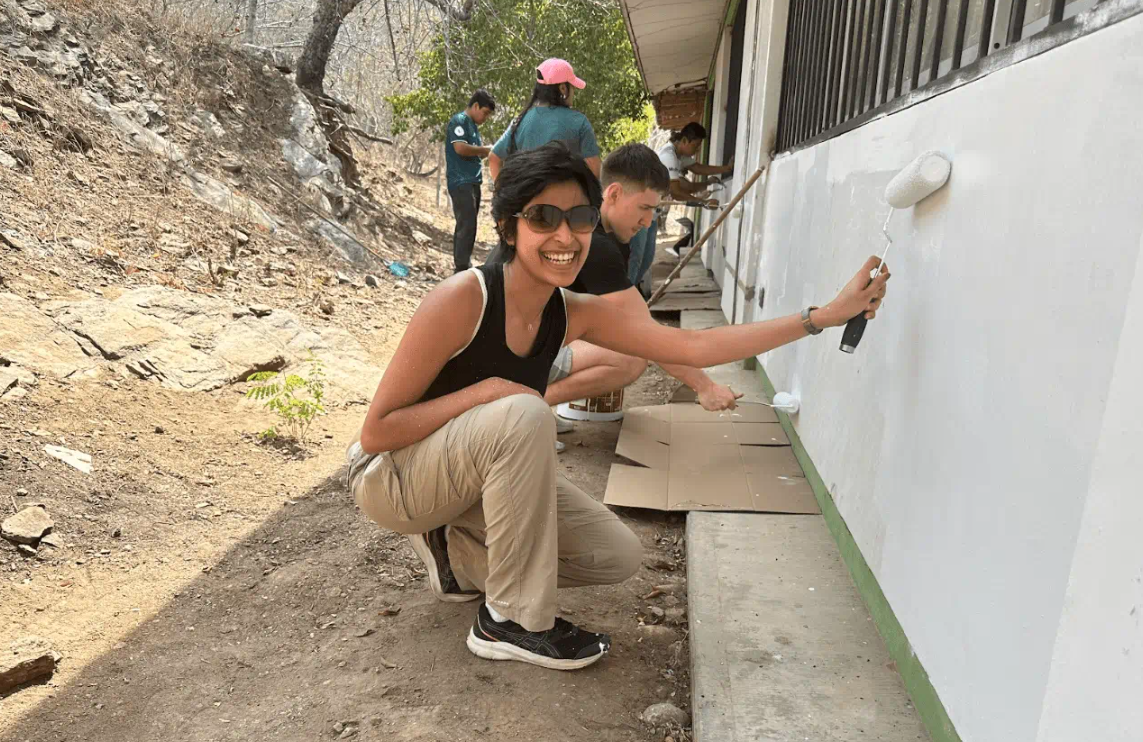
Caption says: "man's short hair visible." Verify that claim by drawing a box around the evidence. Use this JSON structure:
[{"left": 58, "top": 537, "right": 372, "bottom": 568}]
[
  {"left": 601, "top": 143, "right": 669, "bottom": 194},
  {"left": 469, "top": 89, "right": 496, "bottom": 111},
  {"left": 671, "top": 121, "right": 707, "bottom": 142}
]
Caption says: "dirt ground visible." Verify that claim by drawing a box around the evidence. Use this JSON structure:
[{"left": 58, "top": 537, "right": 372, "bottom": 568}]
[{"left": 1, "top": 358, "right": 692, "bottom": 742}]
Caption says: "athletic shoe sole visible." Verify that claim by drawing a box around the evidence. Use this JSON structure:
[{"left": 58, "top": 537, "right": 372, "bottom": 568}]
[
  {"left": 466, "top": 628, "right": 607, "bottom": 671},
  {"left": 407, "top": 533, "right": 481, "bottom": 603}
]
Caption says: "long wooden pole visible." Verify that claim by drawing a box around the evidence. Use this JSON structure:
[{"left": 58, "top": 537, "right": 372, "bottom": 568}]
[{"left": 647, "top": 166, "right": 766, "bottom": 307}]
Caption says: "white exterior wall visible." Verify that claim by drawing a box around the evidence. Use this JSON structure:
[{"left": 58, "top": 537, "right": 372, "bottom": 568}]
[{"left": 710, "top": 7, "right": 1143, "bottom": 742}]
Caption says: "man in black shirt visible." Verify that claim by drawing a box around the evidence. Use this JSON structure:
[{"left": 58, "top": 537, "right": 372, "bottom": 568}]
[{"left": 544, "top": 144, "right": 741, "bottom": 421}]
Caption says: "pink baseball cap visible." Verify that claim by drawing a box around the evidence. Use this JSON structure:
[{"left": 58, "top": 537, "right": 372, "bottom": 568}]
[{"left": 537, "top": 58, "right": 586, "bottom": 89}]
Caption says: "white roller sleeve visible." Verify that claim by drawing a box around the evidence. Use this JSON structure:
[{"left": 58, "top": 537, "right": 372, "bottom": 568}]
[{"left": 884, "top": 151, "right": 952, "bottom": 209}]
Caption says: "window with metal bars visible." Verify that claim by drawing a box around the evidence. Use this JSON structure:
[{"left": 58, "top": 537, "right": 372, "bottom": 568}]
[{"left": 775, "top": 0, "right": 1100, "bottom": 151}]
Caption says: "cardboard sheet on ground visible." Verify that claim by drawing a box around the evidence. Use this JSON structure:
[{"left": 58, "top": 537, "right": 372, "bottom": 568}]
[{"left": 604, "top": 403, "right": 820, "bottom": 514}]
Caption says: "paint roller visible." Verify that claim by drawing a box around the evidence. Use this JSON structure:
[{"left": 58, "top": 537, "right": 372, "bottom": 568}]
[{"left": 839, "top": 151, "right": 952, "bottom": 354}]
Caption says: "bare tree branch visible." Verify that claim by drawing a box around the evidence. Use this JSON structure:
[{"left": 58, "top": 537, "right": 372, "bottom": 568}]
[{"left": 421, "top": 0, "right": 474, "bottom": 22}]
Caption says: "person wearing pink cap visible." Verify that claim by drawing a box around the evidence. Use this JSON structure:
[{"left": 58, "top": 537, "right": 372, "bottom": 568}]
[{"left": 489, "top": 58, "right": 601, "bottom": 183}]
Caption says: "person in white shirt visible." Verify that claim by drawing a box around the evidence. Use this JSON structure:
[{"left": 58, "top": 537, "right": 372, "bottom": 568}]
[{"left": 629, "top": 122, "right": 734, "bottom": 285}]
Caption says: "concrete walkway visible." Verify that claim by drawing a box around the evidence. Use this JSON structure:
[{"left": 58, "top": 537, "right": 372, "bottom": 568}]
[{"left": 681, "top": 309, "right": 929, "bottom": 741}]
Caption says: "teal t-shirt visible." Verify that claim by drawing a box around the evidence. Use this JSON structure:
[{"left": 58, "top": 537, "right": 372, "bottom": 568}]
[
  {"left": 445, "top": 112, "right": 482, "bottom": 189},
  {"left": 491, "top": 106, "right": 600, "bottom": 161}
]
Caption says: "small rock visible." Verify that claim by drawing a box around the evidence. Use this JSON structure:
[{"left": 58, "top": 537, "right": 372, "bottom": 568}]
[
  {"left": 249, "top": 304, "right": 272, "bottom": 318},
  {"left": 40, "top": 533, "right": 63, "bottom": 548},
  {"left": 641, "top": 702, "right": 689, "bottom": 728},
  {"left": 339, "top": 727, "right": 358, "bottom": 739},
  {"left": 70, "top": 238, "right": 96, "bottom": 253},
  {"left": 15, "top": 489, "right": 28, "bottom": 497},
  {"left": 221, "top": 159, "right": 244, "bottom": 174},
  {"left": 18, "top": 544, "right": 37, "bottom": 557},
  {"left": 638, "top": 625, "right": 677, "bottom": 642},
  {"left": 411, "top": 231, "right": 432, "bottom": 246},
  {"left": 333, "top": 722, "right": 345, "bottom": 734},
  {"left": 112, "top": 528, "right": 121, "bottom": 538},
  {"left": 665, "top": 607, "right": 686, "bottom": 623},
  {"left": 320, "top": 301, "right": 335, "bottom": 316},
  {"left": 0, "top": 150, "right": 18, "bottom": 170},
  {"left": 649, "top": 606, "right": 666, "bottom": 619},
  {"left": 0, "top": 636, "right": 61, "bottom": 695},
  {"left": 354, "top": 628, "right": 375, "bottom": 638},
  {"left": 216, "top": 264, "right": 240, "bottom": 278},
  {"left": 336, "top": 272, "right": 352, "bottom": 284},
  {"left": 364, "top": 274, "right": 380, "bottom": 288},
  {"left": 260, "top": 278, "right": 278, "bottom": 288},
  {"left": 395, "top": 280, "right": 408, "bottom": 290},
  {"left": 2, "top": 506, "right": 53, "bottom": 545},
  {"left": 231, "top": 229, "right": 249, "bottom": 244}
]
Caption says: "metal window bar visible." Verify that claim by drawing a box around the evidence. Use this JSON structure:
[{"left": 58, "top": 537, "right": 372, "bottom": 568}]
[
  {"left": 857, "top": 0, "right": 880, "bottom": 114},
  {"left": 909, "top": 0, "right": 930, "bottom": 91},
  {"left": 806, "top": 0, "right": 833, "bottom": 141},
  {"left": 795, "top": 0, "right": 819, "bottom": 143},
  {"left": 867, "top": 0, "right": 889, "bottom": 109},
  {"left": 952, "top": 0, "right": 972, "bottom": 69},
  {"left": 775, "top": 0, "right": 1087, "bottom": 151},
  {"left": 929, "top": 0, "right": 950, "bottom": 81},
  {"left": 880, "top": 0, "right": 901, "bottom": 104},
  {"left": 1007, "top": 0, "right": 1028, "bottom": 42},
  {"left": 825, "top": 0, "right": 850, "bottom": 129},
  {"left": 894, "top": 0, "right": 915, "bottom": 97}
]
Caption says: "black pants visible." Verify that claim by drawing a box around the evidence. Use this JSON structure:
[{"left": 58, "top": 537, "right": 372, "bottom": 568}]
[{"left": 449, "top": 183, "right": 481, "bottom": 273}]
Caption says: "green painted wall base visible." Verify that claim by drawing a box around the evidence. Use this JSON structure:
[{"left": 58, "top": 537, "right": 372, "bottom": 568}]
[{"left": 756, "top": 365, "right": 963, "bottom": 742}]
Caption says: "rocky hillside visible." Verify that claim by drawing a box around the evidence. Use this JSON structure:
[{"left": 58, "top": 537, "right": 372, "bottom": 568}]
[{"left": 1, "top": 0, "right": 469, "bottom": 406}]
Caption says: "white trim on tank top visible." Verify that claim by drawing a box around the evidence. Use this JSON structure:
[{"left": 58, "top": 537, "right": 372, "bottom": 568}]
[{"left": 449, "top": 267, "right": 489, "bottom": 361}]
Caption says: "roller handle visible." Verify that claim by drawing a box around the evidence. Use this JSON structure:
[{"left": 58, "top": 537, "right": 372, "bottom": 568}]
[
  {"left": 839, "top": 275, "right": 874, "bottom": 354},
  {"left": 839, "top": 314, "right": 868, "bottom": 353}
]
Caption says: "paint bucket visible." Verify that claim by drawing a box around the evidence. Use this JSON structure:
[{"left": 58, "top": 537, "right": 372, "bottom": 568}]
[{"left": 557, "top": 388, "right": 625, "bottom": 422}]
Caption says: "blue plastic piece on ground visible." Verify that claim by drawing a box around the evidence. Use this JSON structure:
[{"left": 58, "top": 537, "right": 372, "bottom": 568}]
[{"left": 388, "top": 261, "right": 411, "bottom": 278}]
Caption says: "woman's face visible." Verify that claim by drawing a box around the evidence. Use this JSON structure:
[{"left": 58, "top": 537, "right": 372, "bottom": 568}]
[{"left": 505, "top": 180, "right": 594, "bottom": 287}]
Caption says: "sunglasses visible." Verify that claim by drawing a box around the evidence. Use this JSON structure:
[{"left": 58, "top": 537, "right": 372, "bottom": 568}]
[{"left": 515, "top": 204, "right": 600, "bottom": 234}]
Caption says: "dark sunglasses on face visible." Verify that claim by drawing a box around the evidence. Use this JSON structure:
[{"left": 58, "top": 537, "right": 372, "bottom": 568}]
[{"left": 514, "top": 204, "right": 600, "bottom": 234}]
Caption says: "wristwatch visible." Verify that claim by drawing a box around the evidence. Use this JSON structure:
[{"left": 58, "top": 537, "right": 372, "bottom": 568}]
[{"left": 801, "top": 306, "right": 823, "bottom": 335}]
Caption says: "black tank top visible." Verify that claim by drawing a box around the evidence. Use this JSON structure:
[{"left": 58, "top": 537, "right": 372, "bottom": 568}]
[{"left": 418, "top": 262, "right": 568, "bottom": 404}]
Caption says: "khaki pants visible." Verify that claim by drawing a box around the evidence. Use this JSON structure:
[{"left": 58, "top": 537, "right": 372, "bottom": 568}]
[{"left": 346, "top": 394, "right": 642, "bottom": 632}]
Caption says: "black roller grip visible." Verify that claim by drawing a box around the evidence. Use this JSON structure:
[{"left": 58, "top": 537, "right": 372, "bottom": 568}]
[{"left": 839, "top": 313, "right": 868, "bottom": 354}]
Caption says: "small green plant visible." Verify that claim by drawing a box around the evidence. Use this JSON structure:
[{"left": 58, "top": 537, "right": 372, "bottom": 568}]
[{"left": 245, "top": 356, "right": 326, "bottom": 445}]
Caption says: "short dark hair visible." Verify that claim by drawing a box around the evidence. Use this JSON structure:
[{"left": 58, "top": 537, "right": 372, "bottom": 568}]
[
  {"left": 490, "top": 142, "right": 602, "bottom": 262},
  {"left": 469, "top": 88, "right": 495, "bottom": 111},
  {"left": 602, "top": 143, "right": 669, "bottom": 194},
  {"left": 670, "top": 122, "right": 707, "bottom": 142}
]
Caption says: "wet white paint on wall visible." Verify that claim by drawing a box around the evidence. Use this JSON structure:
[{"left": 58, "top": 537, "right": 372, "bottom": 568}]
[{"left": 699, "top": 6, "right": 1143, "bottom": 742}]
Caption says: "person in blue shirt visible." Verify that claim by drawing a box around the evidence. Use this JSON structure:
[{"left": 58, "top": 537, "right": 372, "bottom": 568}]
[
  {"left": 446, "top": 89, "right": 496, "bottom": 273},
  {"left": 488, "top": 58, "right": 601, "bottom": 183}
]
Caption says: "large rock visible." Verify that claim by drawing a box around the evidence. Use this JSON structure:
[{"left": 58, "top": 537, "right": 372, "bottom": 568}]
[
  {"left": 47, "top": 287, "right": 378, "bottom": 397},
  {"left": 0, "top": 636, "right": 60, "bottom": 695},
  {"left": 2, "top": 505, "right": 53, "bottom": 545},
  {"left": 0, "top": 293, "right": 93, "bottom": 378},
  {"left": 181, "top": 171, "right": 278, "bottom": 233}
]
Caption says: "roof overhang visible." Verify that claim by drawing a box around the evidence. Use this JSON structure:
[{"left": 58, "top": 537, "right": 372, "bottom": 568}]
[{"left": 619, "top": 0, "right": 734, "bottom": 97}]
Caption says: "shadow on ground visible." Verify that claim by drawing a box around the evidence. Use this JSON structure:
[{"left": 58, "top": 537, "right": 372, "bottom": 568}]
[{"left": 5, "top": 465, "right": 679, "bottom": 742}]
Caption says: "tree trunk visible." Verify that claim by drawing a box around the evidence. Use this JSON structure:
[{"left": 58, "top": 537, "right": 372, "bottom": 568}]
[
  {"left": 244, "top": 0, "right": 258, "bottom": 44},
  {"left": 295, "top": 0, "right": 363, "bottom": 94}
]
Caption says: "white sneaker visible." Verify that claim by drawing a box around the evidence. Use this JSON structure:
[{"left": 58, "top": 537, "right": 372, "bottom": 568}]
[
  {"left": 555, "top": 440, "right": 566, "bottom": 453},
  {"left": 554, "top": 415, "right": 575, "bottom": 434}
]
